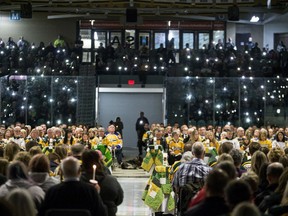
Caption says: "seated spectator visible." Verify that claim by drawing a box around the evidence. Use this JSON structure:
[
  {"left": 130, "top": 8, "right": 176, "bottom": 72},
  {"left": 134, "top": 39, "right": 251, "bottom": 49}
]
[
  {"left": 230, "top": 149, "right": 246, "bottom": 177},
  {"left": 0, "top": 158, "right": 8, "bottom": 186},
  {"left": 267, "top": 147, "right": 285, "bottom": 162},
  {"left": 39, "top": 156, "right": 108, "bottom": 216},
  {"left": 0, "top": 198, "right": 14, "bottom": 216},
  {"left": 172, "top": 142, "right": 211, "bottom": 191},
  {"left": 258, "top": 168, "right": 288, "bottom": 213},
  {"left": 6, "top": 188, "right": 37, "bottom": 216},
  {"left": 71, "top": 143, "right": 84, "bottom": 160},
  {"left": 4, "top": 142, "right": 20, "bottom": 162},
  {"left": 7, "top": 37, "right": 17, "bottom": 49},
  {"left": 255, "top": 162, "right": 284, "bottom": 206},
  {"left": 225, "top": 179, "right": 253, "bottom": 211},
  {"left": 251, "top": 150, "right": 267, "bottom": 176},
  {"left": 240, "top": 171, "right": 259, "bottom": 198},
  {"left": 54, "top": 145, "right": 68, "bottom": 160},
  {"left": 13, "top": 151, "right": 31, "bottom": 167},
  {"left": 53, "top": 35, "right": 66, "bottom": 48},
  {"left": 231, "top": 202, "right": 261, "bottom": 216},
  {"left": 0, "top": 161, "right": 44, "bottom": 208},
  {"left": 25, "top": 140, "right": 40, "bottom": 152},
  {"left": 81, "top": 150, "right": 123, "bottom": 216},
  {"left": 279, "top": 155, "right": 288, "bottom": 168},
  {"left": 28, "top": 154, "right": 60, "bottom": 192},
  {"left": 172, "top": 142, "right": 211, "bottom": 214},
  {"left": 184, "top": 169, "right": 230, "bottom": 216},
  {"left": 218, "top": 141, "right": 233, "bottom": 155},
  {"left": 28, "top": 146, "right": 42, "bottom": 157},
  {"left": 139, "top": 45, "right": 149, "bottom": 61},
  {"left": 17, "top": 36, "right": 29, "bottom": 52},
  {"left": 47, "top": 152, "right": 61, "bottom": 173},
  {"left": 0, "top": 38, "right": 5, "bottom": 48}
]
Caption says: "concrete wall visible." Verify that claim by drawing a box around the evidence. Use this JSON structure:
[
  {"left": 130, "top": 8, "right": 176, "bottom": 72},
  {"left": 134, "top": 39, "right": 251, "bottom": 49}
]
[
  {"left": 227, "top": 22, "right": 263, "bottom": 48},
  {"left": 0, "top": 12, "right": 77, "bottom": 47},
  {"left": 264, "top": 13, "right": 288, "bottom": 50}
]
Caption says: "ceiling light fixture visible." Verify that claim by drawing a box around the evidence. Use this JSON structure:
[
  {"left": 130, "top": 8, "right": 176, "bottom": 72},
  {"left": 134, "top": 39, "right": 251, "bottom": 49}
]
[{"left": 250, "top": 16, "right": 259, "bottom": 22}]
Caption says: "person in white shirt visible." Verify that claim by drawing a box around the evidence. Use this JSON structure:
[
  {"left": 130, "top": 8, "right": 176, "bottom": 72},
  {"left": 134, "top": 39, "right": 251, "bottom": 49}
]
[
  {"left": 9, "top": 126, "right": 25, "bottom": 150},
  {"left": 272, "top": 131, "right": 287, "bottom": 149}
]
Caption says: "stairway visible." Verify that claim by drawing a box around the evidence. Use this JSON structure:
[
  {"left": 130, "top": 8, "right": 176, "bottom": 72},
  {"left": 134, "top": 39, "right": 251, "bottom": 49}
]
[{"left": 76, "top": 65, "right": 96, "bottom": 126}]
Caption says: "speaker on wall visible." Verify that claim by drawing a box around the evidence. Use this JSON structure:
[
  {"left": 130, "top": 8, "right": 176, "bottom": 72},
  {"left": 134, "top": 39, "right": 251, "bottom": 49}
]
[
  {"left": 126, "top": 8, "right": 137, "bottom": 23},
  {"left": 228, "top": 5, "right": 239, "bottom": 21},
  {"left": 21, "top": 3, "right": 32, "bottom": 18}
]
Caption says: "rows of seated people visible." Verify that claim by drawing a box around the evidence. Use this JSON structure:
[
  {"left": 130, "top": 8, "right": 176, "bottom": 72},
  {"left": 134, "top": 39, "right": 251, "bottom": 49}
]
[
  {"left": 0, "top": 36, "right": 81, "bottom": 76},
  {"left": 0, "top": 122, "right": 125, "bottom": 216},
  {"left": 1, "top": 35, "right": 288, "bottom": 77},
  {"left": 96, "top": 40, "right": 288, "bottom": 77},
  {"left": 0, "top": 121, "right": 288, "bottom": 215},
  {"left": 140, "top": 122, "right": 288, "bottom": 215}
]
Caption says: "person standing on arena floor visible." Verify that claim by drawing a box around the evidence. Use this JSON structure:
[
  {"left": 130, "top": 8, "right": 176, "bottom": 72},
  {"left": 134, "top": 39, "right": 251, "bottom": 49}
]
[
  {"left": 114, "top": 117, "right": 124, "bottom": 138},
  {"left": 135, "top": 111, "right": 149, "bottom": 156}
]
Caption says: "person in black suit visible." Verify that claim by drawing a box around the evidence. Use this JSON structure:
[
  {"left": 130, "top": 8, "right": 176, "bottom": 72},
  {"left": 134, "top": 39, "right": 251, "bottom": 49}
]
[
  {"left": 39, "top": 156, "right": 108, "bottom": 216},
  {"left": 136, "top": 111, "right": 149, "bottom": 156}
]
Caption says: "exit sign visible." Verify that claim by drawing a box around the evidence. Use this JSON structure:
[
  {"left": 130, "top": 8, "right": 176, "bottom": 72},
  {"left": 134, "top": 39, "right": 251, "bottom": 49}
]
[
  {"left": 10, "top": 11, "right": 21, "bottom": 20},
  {"left": 128, "top": 80, "right": 135, "bottom": 85}
]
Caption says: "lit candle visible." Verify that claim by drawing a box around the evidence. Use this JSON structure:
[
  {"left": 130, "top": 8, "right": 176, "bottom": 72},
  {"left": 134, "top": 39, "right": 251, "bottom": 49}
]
[{"left": 92, "top": 164, "right": 97, "bottom": 180}]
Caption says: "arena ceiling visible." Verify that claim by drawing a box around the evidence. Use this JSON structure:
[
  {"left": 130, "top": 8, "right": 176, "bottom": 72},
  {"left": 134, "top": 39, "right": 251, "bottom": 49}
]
[{"left": 0, "top": 0, "right": 287, "bottom": 24}]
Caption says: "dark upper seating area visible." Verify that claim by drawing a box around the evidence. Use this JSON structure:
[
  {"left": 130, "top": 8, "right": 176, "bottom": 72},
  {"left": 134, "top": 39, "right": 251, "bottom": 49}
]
[
  {"left": 0, "top": 36, "right": 287, "bottom": 77},
  {"left": 0, "top": 36, "right": 81, "bottom": 77}
]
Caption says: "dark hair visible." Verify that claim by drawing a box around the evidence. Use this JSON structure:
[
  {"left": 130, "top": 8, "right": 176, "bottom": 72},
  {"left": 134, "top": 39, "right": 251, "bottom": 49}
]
[
  {"left": 25, "top": 140, "right": 39, "bottom": 152},
  {"left": 81, "top": 150, "right": 104, "bottom": 175},
  {"left": 63, "top": 129, "right": 74, "bottom": 145},
  {"left": 230, "top": 149, "right": 243, "bottom": 167},
  {"left": 260, "top": 146, "right": 269, "bottom": 156},
  {"left": 13, "top": 152, "right": 31, "bottom": 167},
  {"left": 275, "top": 168, "right": 288, "bottom": 193},
  {"left": 0, "top": 198, "right": 15, "bottom": 216},
  {"left": 279, "top": 155, "right": 288, "bottom": 168},
  {"left": 216, "top": 161, "right": 237, "bottom": 180},
  {"left": 219, "top": 142, "right": 233, "bottom": 155},
  {"left": 4, "top": 142, "right": 20, "bottom": 162},
  {"left": 29, "top": 154, "right": 50, "bottom": 173},
  {"left": 206, "top": 169, "right": 229, "bottom": 196},
  {"left": 249, "top": 142, "right": 261, "bottom": 156},
  {"left": 54, "top": 145, "right": 68, "bottom": 160},
  {"left": 275, "top": 131, "right": 285, "bottom": 142},
  {"left": 258, "top": 162, "right": 269, "bottom": 190},
  {"left": 225, "top": 180, "right": 252, "bottom": 209},
  {"left": 7, "top": 161, "right": 28, "bottom": 180},
  {"left": 28, "top": 146, "right": 42, "bottom": 157},
  {"left": 0, "top": 158, "right": 9, "bottom": 176}
]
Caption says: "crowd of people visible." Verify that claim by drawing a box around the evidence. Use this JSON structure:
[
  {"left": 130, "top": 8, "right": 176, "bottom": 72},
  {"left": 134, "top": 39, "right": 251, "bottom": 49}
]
[
  {"left": 0, "top": 122, "right": 124, "bottom": 216},
  {"left": 0, "top": 35, "right": 82, "bottom": 76},
  {"left": 0, "top": 120, "right": 288, "bottom": 215},
  {"left": 0, "top": 35, "right": 287, "bottom": 78},
  {"left": 139, "top": 122, "right": 288, "bottom": 215},
  {"left": 95, "top": 38, "right": 288, "bottom": 78}
]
